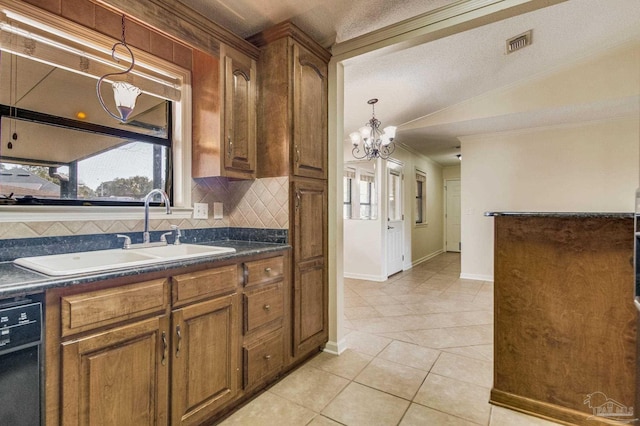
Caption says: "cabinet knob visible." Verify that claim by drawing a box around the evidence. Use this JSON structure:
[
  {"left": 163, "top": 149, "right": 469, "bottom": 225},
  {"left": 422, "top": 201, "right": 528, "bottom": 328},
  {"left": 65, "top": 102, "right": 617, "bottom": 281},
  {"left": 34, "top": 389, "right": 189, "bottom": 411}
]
[
  {"left": 264, "top": 354, "right": 272, "bottom": 361},
  {"left": 265, "top": 267, "right": 272, "bottom": 273},
  {"left": 263, "top": 304, "right": 271, "bottom": 311}
]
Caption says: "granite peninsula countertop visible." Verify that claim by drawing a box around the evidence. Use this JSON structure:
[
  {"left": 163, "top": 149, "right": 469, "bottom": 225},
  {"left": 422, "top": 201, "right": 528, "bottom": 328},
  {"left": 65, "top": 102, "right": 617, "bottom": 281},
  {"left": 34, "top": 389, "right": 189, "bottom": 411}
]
[
  {"left": 484, "top": 212, "right": 634, "bottom": 218},
  {"left": 0, "top": 240, "right": 290, "bottom": 298}
]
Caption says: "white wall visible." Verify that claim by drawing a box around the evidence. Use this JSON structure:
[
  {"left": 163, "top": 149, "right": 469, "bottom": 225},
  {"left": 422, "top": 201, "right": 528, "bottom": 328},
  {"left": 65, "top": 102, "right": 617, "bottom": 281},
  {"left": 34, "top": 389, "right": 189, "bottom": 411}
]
[
  {"left": 342, "top": 143, "right": 445, "bottom": 279},
  {"left": 460, "top": 116, "right": 640, "bottom": 280}
]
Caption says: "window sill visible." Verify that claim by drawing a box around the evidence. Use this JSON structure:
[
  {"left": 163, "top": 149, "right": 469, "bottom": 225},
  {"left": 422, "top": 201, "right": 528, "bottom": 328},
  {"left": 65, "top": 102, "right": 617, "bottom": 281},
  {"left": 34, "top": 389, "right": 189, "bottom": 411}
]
[
  {"left": 414, "top": 222, "right": 429, "bottom": 228},
  {"left": 0, "top": 205, "right": 194, "bottom": 223}
]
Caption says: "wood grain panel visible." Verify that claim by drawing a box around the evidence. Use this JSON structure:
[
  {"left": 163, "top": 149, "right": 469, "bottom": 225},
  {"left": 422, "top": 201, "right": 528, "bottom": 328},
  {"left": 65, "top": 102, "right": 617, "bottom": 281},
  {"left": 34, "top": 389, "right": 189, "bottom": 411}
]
[
  {"left": 172, "top": 265, "right": 237, "bottom": 305},
  {"left": 243, "top": 282, "right": 284, "bottom": 333},
  {"left": 244, "top": 256, "right": 284, "bottom": 287},
  {"left": 493, "top": 215, "right": 635, "bottom": 425},
  {"left": 61, "top": 278, "right": 169, "bottom": 337},
  {"left": 243, "top": 328, "right": 284, "bottom": 388}
]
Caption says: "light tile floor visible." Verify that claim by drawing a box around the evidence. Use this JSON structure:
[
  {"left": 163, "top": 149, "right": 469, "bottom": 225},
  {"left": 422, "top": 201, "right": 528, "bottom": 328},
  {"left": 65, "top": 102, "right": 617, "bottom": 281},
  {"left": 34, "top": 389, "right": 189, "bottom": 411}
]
[{"left": 220, "top": 252, "right": 562, "bottom": 425}]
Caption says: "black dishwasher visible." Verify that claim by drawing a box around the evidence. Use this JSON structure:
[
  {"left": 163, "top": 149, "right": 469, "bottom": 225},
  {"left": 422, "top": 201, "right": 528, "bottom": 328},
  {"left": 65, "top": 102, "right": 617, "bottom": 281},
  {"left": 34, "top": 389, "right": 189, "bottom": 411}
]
[{"left": 0, "top": 293, "right": 43, "bottom": 426}]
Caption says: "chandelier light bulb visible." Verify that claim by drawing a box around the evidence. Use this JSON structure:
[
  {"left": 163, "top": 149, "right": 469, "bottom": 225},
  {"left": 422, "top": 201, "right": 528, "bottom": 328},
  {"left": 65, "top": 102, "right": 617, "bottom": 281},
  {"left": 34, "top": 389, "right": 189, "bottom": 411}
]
[
  {"left": 383, "top": 126, "right": 396, "bottom": 140},
  {"left": 349, "top": 131, "right": 361, "bottom": 147}
]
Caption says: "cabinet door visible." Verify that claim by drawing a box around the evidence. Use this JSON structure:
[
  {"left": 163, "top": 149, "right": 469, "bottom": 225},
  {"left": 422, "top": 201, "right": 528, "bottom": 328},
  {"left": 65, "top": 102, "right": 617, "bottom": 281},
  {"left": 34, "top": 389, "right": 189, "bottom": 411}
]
[
  {"left": 61, "top": 316, "right": 170, "bottom": 426},
  {"left": 224, "top": 48, "right": 257, "bottom": 178},
  {"left": 292, "top": 178, "right": 328, "bottom": 356},
  {"left": 292, "top": 43, "right": 327, "bottom": 180},
  {"left": 171, "top": 293, "right": 240, "bottom": 426}
]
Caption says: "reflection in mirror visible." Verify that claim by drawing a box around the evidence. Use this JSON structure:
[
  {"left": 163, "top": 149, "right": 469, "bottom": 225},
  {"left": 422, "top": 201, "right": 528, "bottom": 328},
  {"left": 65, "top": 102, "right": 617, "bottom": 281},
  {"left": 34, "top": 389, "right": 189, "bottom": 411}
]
[
  {"left": 344, "top": 160, "right": 378, "bottom": 220},
  {"left": 0, "top": 51, "right": 171, "bottom": 205}
]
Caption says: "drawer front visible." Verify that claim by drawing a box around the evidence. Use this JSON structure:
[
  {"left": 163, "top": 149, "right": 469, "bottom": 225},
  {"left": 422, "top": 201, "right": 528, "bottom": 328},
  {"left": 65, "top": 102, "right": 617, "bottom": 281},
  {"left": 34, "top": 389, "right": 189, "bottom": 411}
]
[
  {"left": 172, "top": 265, "right": 237, "bottom": 305},
  {"left": 61, "top": 279, "right": 169, "bottom": 337},
  {"left": 244, "top": 282, "right": 283, "bottom": 333},
  {"left": 244, "top": 256, "right": 283, "bottom": 287},
  {"left": 243, "top": 329, "right": 284, "bottom": 388}
]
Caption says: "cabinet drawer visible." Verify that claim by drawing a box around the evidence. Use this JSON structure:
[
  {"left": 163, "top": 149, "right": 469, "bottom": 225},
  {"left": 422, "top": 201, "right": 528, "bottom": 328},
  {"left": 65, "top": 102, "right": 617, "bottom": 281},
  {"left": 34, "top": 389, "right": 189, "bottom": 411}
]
[
  {"left": 244, "top": 256, "right": 283, "bottom": 287},
  {"left": 243, "top": 282, "right": 283, "bottom": 333},
  {"left": 172, "top": 265, "right": 237, "bottom": 305},
  {"left": 243, "top": 329, "right": 284, "bottom": 388},
  {"left": 61, "top": 279, "right": 169, "bottom": 337}
]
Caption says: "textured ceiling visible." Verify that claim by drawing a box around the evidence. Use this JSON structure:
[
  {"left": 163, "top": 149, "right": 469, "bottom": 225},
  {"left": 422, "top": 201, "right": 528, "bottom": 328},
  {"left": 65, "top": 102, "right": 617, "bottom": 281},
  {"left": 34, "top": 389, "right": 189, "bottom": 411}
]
[
  {"left": 178, "top": 0, "right": 457, "bottom": 47},
  {"left": 179, "top": 0, "right": 640, "bottom": 166}
]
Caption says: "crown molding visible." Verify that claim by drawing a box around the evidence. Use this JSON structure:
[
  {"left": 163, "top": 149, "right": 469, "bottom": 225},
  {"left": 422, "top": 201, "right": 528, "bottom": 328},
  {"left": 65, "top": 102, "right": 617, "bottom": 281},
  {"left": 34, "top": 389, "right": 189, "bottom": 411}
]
[
  {"left": 247, "top": 20, "right": 331, "bottom": 63},
  {"left": 331, "top": 0, "right": 568, "bottom": 61}
]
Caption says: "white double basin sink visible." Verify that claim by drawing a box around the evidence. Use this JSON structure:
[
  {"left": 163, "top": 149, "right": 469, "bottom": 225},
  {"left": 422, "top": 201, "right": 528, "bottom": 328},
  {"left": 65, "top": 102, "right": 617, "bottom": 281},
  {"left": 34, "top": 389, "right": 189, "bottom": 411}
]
[{"left": 14, "top": 244, "right": 236, "bottom": 276}]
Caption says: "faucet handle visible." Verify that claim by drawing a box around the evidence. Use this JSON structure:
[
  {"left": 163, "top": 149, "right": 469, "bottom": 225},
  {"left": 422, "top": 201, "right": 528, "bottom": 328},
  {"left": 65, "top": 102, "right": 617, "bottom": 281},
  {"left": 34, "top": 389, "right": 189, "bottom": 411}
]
[
  {"left": 171, "top": 225, "right": 182, "bottom": 245},
  {"left": 116, "top": 234, "right": 131, "bottom": 249},
  {"left": 160, "top": 231, "right": 172, "bottom": 244}
]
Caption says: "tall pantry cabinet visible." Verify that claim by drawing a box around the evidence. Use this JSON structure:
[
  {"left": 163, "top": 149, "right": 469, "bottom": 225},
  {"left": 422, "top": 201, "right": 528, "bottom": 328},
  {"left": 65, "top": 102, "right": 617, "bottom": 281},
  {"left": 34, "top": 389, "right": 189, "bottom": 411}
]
[{"left": 248, "top": 22, "right": 331, "bottom": 363}]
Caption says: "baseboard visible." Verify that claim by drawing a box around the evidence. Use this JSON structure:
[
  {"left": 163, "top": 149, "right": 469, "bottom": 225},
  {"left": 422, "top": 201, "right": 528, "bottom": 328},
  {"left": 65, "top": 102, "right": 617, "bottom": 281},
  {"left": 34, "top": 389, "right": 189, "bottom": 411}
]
[
  {"left": 460, "top": 272, "right": 494, "bottom": 282},
  {"left": 490, "top": 388, "right": 630, "bottom": 426},
  {"left": 323, "top": 338, "right": 347, "bottom": 355},
  {"left": 343, "top": 272, "right": 387, "bottom": 282},
  {"left": 411, "top": 249, "right": 444, "bottom": 267}
]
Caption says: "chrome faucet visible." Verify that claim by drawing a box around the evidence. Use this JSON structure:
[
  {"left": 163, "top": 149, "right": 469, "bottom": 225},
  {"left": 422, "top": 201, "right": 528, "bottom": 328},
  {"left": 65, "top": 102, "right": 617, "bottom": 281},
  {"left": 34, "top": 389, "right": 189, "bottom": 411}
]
[{"left": 143, "top": 189, "right": 171, "bottom": 244}]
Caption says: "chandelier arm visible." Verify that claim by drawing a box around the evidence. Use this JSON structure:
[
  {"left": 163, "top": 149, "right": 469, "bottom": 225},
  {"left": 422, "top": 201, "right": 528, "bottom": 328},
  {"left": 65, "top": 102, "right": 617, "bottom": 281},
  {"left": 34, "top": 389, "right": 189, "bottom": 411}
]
[
  {"left": 352, "top": 146, "right": 368, "bottom": 160},
  {"left": 96, "top": 42, "right": 137, "bottom": 123}
]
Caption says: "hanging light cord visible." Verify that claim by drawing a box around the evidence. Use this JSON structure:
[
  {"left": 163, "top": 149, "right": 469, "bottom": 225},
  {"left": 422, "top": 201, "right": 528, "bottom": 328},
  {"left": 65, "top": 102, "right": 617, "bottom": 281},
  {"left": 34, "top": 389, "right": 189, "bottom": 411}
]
[{"left": 96, "top": 15, "right": 136, "bottom": 122}]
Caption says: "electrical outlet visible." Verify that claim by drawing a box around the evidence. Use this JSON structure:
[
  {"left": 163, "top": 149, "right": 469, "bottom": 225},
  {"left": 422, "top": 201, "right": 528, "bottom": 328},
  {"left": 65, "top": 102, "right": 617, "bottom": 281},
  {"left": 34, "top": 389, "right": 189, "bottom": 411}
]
[
  {"left": 213, "top": 202, "right": 223, "bottom": 219},
  {"left": 193, "top": 203, "right": 208, "bottom": 219}
]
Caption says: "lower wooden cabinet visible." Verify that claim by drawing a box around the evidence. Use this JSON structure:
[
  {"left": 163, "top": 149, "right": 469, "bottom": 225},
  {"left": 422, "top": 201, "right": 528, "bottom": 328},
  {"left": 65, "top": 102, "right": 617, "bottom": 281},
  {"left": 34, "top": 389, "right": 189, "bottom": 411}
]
[
  {"left": 171, "top": 293, "right": 240, "bottom": 426},
  {"left": 60, "top": 315, "right": 170, "bottom": 425},
  {"left": 47, "top": 252, "right": 295, "bottom": 426}
]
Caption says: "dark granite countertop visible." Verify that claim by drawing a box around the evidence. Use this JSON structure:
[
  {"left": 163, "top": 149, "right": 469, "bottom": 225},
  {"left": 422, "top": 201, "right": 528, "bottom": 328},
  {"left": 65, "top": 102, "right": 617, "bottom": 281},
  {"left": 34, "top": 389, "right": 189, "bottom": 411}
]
[
  {"left": 0, "top": 240, "right": 290, "bottom": 298},
  {"left": 484, "top": 212, "right": 634, "bottom": 218}
]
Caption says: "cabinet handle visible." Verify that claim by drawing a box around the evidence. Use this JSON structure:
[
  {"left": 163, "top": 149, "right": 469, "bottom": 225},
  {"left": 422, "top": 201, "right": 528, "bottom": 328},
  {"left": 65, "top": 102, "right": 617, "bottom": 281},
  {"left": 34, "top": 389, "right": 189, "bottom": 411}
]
[
  {"left": 263, "top": 304, "right": 271, "bottom": 311},
  {"left": 264, "top": 354, "right": 272, "bottom": 361},
  {"left": 227, "top": 136, "right": 233, "bottom": 157},
  {"left": 295, "top": 145, "right": 300, "bottom": 163},
  {"left": 161, "top": 331, "right": 168, "bottom": 366},
  {"left": 265, "top": 267, "right": 272, "bottom": 273},
  {"left": 176, "top": 325, "right": 182, "bottom": 358},
  {"left": 295, "top": 191, "right": 301, "bottom": 210}
]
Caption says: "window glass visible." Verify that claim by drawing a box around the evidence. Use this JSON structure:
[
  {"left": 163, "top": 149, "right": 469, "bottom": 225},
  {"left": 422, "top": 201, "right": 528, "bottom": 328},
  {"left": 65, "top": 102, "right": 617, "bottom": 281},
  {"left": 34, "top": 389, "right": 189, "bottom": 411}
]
[
  {"left": 0, "top": 51, "right": 172, "bottom": 205},
  {"left": 415, "top": 171, "right": 427, "bottom": 224},
  {"left": 343, "top": 176, "right": 352, "bottom": 219}
]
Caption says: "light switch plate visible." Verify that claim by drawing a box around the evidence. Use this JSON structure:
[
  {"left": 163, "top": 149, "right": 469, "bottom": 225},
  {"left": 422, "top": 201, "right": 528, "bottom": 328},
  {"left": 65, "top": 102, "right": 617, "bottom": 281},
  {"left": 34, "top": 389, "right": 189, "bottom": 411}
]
[
  {"left": 213, "top": 202, "right": 223, "bottom": 219},
  {"left": 193, "top": 203, "right": 208, "bottom": 219}
]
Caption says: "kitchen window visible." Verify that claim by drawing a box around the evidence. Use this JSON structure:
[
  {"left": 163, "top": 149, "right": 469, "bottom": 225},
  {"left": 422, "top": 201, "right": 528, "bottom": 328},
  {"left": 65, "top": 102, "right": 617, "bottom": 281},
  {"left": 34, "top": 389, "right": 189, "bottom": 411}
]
[
  {"left": 359, "top": 173, "right": 376, "bottom": 219},
  {"left": 0, "top": 4, "right": 191, "bottom": 219},
  {"left": 343, "top": 168, "right": 355, "bottom": 219}
]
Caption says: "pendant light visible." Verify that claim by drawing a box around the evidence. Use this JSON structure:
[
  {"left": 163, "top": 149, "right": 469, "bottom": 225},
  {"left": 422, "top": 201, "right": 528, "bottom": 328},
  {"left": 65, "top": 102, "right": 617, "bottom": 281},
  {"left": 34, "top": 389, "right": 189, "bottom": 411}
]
[{"left": 96, "top": 15, "right": 141, "bottom": 122}]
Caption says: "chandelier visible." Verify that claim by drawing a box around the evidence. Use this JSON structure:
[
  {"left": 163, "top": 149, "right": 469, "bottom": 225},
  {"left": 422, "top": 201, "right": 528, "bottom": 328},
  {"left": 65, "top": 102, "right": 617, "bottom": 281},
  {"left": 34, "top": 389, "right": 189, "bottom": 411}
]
[
  {"left": 96, "top": 15, "right": 142, "bottom": 122},
  {"left": 350, "top": 98, "right": 397, "bottom": 160}
]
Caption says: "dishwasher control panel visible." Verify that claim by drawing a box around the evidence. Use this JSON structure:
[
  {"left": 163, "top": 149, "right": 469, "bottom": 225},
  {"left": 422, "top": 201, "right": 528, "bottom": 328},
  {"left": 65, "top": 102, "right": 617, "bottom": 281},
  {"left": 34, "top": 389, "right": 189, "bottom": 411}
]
[{"left": 0, "top": 299, "right": 42, "bottom": 352}]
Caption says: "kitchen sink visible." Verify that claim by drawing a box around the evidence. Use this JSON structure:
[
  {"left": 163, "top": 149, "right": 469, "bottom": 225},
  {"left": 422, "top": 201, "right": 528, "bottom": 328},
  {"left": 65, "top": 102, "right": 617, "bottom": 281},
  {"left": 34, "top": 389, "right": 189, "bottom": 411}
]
[{"left": 14, "top": 244, "right": 236, "bottom": 276}]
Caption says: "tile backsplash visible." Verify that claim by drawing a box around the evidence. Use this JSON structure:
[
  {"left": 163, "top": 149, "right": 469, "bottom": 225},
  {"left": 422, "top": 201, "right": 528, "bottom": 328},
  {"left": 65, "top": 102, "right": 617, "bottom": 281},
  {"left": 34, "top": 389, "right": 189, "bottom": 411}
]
[{"left": 0, "top": 176, "right": 289, "bottom": 240}]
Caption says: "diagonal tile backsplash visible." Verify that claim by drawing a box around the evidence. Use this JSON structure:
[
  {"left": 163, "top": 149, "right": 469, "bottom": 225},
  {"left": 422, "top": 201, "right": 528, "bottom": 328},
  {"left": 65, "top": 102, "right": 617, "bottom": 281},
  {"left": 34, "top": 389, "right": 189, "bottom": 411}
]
[{"left": 0, "top": 176, "right": 289, "bottom": 240}]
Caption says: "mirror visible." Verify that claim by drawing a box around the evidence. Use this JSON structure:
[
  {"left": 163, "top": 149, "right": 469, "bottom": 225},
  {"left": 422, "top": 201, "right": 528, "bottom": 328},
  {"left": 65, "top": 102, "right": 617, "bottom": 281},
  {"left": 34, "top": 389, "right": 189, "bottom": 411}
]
[{"left": 0, "top": 51, "right": 171, "bottom": 205}]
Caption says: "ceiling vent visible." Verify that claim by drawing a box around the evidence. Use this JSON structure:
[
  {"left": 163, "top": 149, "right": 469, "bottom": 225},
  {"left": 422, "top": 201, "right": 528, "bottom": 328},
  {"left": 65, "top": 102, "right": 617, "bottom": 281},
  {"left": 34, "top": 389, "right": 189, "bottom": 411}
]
[{"left": 506, "top": 30, "right": 532, "bottom": 54}]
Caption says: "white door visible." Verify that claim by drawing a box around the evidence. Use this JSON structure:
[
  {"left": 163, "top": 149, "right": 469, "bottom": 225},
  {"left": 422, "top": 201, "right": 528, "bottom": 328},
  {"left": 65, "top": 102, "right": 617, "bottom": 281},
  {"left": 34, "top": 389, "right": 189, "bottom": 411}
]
[
  {"left": 387, "top": 168, "right": 403, "bottom": 276},
  {"left": 446, "top": 179, "right": 461, "bottom": 252}
]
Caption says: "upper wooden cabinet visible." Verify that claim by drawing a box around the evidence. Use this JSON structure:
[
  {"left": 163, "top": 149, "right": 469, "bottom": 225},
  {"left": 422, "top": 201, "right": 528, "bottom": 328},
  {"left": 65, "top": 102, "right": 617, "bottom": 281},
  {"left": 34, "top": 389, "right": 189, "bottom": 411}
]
[
  {"left": 248, "top": 22, "right": 331, "bottom": 180},
  {"left": 192, "top": 45, "right": 257, "bottom": 179}
]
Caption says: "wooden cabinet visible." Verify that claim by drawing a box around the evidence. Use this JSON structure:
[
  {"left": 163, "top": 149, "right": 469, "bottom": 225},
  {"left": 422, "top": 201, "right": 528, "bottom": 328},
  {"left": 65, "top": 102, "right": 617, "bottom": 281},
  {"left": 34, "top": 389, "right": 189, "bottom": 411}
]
[
  {"left": 249, "top": 22, "right": 330, "bottom": 180},
  {"left": 61, "top": 315, "right": 170, "bottom": 425},
  {"left": 192, "top": 45, "right": 257, "bottom": 179},
  {"left": 249, "top": 22, "right": 330, "bottom": 364},
  {"left": 241, "top": 255, "right": 287, "bottom": 389},
  {"left": 46, "top": 253, "right": 292, "bottom": 426},
  {"left": 292, "top": 178, "right": 328, "bottom": 356},
  {"left": 171, "top": 293, "right": 240, "bottom": 426},
  {"left": 49, "top": 265, "right": 241, "bottom": 426},
  {"left": 57, "top": 279, "right": 171, "bottom": 426},
  {"left": 491, "top": 215, "right": 636, "bottom": 425}
]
